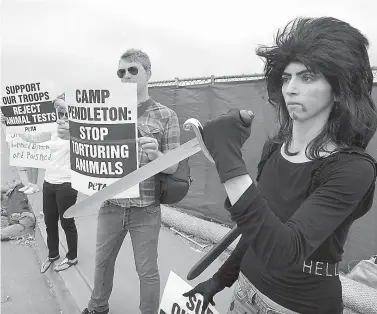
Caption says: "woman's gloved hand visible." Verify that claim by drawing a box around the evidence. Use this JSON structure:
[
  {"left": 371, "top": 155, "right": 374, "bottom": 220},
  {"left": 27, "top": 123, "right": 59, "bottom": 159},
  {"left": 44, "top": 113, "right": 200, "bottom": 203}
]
[
  {"left": 182, "top": 278, "right": 225, "bottom": 314},
  {"left": 202, "top": 109, "right": 254, "bottom": 183}
]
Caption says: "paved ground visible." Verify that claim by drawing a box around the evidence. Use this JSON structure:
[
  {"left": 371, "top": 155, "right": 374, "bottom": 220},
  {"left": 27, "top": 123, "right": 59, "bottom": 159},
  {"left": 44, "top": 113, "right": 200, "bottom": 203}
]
[
  {"left": 1, "top": 240, "right": 64, "bottom": 314},
  {"left": 1, "top": 124, "right": 236, "bottom": 313},
  {"left": 71, "top": 216, "right": 234, "bottom": 313},
  {"left": 31, "top": 181, "right": 236, "bottom": 313},
  {"left": 1, "top": 126, "right": 64, "bottom": 314}
]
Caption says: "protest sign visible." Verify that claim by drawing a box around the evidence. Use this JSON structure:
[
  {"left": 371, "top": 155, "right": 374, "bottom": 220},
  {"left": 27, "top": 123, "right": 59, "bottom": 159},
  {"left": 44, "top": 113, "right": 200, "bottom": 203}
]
[
  {"left": 67, "top": 84, "right": 139, "bottom": 198},
  {"left": 1, "top": 81, "right": 57, "bottom": 134},
  {"left": 5, "top": 133, "right": 51, "bottom": 168},
  {"left": 159, "top": 271, "right": 221, "bottom": 314}
]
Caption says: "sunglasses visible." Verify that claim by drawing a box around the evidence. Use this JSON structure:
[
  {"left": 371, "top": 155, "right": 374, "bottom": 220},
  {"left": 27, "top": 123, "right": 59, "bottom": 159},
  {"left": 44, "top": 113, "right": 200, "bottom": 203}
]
[
  {"left": 57, "top": 111, "right": 68, "bottom": 120},
  {"left": 117, "top": 66, "right": 139, "bottom": 78}
]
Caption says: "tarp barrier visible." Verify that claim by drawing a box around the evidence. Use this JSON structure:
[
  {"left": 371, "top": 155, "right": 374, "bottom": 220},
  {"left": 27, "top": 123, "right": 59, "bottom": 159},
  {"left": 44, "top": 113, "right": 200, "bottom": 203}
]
[
  {"left": 150, "top": 80, "right": 276, "bottom": 224},
  {"left": 150, "top": 80, "right": 377, "bottom": 270}
]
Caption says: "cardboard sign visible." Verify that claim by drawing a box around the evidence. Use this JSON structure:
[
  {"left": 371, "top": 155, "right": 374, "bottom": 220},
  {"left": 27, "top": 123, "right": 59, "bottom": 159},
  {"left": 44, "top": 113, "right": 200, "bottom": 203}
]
[
  {"left": 159, "top": 271, "right": 221, "bottom": 314},
  {"left": 1, "top": 81, "right": 57, "bottom": 134},
  {"left": 5, "top": 133, "right": 51, "bottom": 168},
  {"left": 67, "top": 84, "right": 139, "bottom": 198}
]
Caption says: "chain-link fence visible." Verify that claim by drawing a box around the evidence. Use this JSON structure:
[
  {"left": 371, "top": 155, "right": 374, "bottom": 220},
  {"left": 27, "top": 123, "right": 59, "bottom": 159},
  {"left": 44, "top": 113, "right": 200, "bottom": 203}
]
[
  {"left": 149, "top": 66, "right": 377, "bottom": 88},
  {"left": 148, "top": 73, "right": 264, "bottom": 88}
]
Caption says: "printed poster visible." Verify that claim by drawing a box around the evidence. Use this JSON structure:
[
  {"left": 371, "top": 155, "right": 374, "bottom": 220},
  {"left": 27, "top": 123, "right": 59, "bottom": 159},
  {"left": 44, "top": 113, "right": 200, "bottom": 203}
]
[
  {"left": 159, "top": 271, "right": 221, "bottom": 314},
  {"left": 1, "top": 81, "right": 57, "bottom": 134},
  {"left": 66, "top": 83, "right": 139, "bottom": 198}
]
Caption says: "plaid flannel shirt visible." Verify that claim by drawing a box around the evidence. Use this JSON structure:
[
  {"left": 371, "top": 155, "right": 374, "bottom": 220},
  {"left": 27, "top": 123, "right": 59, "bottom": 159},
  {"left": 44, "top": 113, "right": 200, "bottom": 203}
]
[{"left": 109, "top": 98, "right": 180, "bottom": 208}]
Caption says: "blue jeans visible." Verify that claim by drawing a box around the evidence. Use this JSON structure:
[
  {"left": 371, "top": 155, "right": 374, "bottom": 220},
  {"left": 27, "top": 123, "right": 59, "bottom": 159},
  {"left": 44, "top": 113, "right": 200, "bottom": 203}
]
[
  {"left": 88, "top": 201, "right": 161, "bottom": 314},
  {"left": 227, "top": 273, "right": 300, "bottom": 314}
]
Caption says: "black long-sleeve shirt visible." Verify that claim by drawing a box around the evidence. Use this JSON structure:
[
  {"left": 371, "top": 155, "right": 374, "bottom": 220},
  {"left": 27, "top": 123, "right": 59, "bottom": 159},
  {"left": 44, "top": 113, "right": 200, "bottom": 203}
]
[{"left": 213, "top": 146, "right": 376, "bottom": 313}]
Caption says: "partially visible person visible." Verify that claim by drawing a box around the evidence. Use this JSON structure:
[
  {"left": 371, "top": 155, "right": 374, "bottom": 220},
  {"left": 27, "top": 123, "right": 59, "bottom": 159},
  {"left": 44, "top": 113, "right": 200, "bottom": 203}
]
[
  {"left": 0, "top": 112, "right": 6, "bottom": 125},
  {"left": 18, "top": 101, "right": 79, "bottom": 273},
  {"left": 19, "top": 167, "right": 39, "bottom": 194},
  {"left": 1, "top": 183, "right": 36, "bottom": 241}
]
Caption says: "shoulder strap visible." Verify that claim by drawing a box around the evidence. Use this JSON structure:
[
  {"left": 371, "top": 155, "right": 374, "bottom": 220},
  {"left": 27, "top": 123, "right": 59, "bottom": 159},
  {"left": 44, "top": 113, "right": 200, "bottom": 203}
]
[
  {"left": 307, "top": 148, "right": 377, "bottom": 219},
  {"left": 137, "top": 98, "right": 155, "bottom": 138},
  {"left": 256, "top": 139, "right": 280, "bottom": 182},
  {"left": 308, "top": 148, "right": 377, "bottom": 193}
]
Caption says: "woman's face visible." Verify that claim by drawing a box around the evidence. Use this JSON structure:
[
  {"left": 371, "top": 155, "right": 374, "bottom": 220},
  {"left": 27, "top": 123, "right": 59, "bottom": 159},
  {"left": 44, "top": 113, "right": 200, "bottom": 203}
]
[{"left": 281, "top": 62, "right": 335, "bottom": 122}]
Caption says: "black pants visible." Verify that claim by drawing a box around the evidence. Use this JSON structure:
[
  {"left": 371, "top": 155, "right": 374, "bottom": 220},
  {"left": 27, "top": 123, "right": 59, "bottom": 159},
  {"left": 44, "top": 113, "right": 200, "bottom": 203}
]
[{"left": 43, "top": 181, "right": 78, "bottom": 260}]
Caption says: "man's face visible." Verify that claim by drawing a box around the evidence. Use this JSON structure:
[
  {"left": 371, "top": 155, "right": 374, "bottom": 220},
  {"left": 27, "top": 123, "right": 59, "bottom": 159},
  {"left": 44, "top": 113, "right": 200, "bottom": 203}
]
[
  {"left": 117, "top": 59, "right": 150, "bottom": 94},
  {"left": 281, "top": 62, "right": 335, "bottom": 122}
]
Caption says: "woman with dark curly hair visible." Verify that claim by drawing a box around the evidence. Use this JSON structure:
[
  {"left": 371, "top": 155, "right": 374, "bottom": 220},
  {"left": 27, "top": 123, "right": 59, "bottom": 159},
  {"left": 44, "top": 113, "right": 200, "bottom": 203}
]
[{"left": 184, "top": 17, "right": 377, "bottom": 314}]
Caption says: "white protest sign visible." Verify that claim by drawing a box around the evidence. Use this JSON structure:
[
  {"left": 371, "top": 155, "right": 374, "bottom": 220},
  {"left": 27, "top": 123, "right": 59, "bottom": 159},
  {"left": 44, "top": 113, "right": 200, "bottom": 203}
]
[
  {"left": 67, "top": 84, "right": 139, "bottom": 198},
  {"left": 1, "top": 81, "right": 57, "bottom": 134},
  {"left": 5, "top": 133, "right": 52, "bottom": 168},
  {"left": 159, "top": 271, "right": 221, "bottom": 314}
]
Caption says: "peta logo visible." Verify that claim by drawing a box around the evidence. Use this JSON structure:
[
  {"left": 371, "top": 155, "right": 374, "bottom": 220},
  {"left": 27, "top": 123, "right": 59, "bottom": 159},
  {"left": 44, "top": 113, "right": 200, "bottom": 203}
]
[{"left": 88, "top": 182, "right": 107, "bottom": 191}]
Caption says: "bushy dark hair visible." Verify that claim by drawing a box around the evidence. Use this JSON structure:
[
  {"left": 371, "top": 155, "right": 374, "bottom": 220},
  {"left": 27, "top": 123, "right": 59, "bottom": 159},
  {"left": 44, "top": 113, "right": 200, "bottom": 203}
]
[{"left": 256, "top": 17, "right": 377, "bottom": 158}]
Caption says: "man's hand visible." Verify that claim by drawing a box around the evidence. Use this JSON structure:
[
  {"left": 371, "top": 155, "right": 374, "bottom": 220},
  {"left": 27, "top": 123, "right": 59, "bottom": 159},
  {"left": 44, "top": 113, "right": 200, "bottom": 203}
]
[
  {"left": 57, "top": 120, "right": 70, "bottom": 140},
  {"left": 182, "top": 278, "right": 225, "bottom": 314},
  {"left": 138, "top": 136, "right": 159, "bottom": 161},
  {"left": 202, "top": 109, "right": 253, "bottom": 183},
  {"left": 1, "top": 113, "right": 7, "bottom": 125}
]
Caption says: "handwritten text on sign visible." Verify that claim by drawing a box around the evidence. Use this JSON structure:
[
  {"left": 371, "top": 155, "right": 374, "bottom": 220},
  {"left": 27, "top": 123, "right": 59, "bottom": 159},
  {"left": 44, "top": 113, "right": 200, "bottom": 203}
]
[
  {"left": 6, "top": 133, "right": 51, "bottom": 168},
  {"left": 159, "top": 272, "right": 221, "bottom": 314},
  {"left": 68, "top": 84, "right": 139, "bottom": 198},
  {"left": 1, "top": 81, "right": 56, "bottom": 133}
]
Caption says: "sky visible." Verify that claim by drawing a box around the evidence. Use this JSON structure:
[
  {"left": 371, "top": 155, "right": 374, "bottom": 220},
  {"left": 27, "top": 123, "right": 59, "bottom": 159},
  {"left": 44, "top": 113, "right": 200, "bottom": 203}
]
[{"left": 1, "top": 0, "right": 376, "bottom": 95}]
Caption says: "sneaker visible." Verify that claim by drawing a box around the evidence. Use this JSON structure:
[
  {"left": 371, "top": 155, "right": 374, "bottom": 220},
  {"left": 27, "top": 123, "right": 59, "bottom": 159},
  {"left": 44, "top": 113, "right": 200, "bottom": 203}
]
[
  {"left": 40, "top": 255, "right": 60, "bottom": 273},
  {"left": 54, "top": 257, "right": 78, "bottom": 272},
  {"left": 18, "top": 184, "right": 31, "bottom": 192},
  {"left": 23, "top": 184, "right": 40, "bottom": 194},
  {"left": 81, "top": 308, "right": 110, "bottom": 314}
]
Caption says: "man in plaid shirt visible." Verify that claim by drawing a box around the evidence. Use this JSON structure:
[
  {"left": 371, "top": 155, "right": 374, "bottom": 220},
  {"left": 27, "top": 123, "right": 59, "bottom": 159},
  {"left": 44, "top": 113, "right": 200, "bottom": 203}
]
[{"left": 78, "top": 49, "right": 181, "bottom": 314}]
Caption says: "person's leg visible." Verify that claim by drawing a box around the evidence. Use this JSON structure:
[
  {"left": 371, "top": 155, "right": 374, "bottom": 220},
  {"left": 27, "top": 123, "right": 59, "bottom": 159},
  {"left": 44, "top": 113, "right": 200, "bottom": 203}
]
[
  {"left": 129, "top": 204, "right": 161, "bottom": 314},
  {"left": 53, "top": 182, "right": 78, "bottom": 271},
  {"left": 24, "top": 168, "right": 40, "bottom": 194},
  {"left": 19, "top": 168, "right": 32, "bottom": 192},
  {"left": 87, "top": 202, "right": 128, "bottom": 313},
  {"left": 41, "top": 181, "right": 60, "bottom": 272},
  {"left": 29, "top": 167, "right": 38, "bottom": 184}
]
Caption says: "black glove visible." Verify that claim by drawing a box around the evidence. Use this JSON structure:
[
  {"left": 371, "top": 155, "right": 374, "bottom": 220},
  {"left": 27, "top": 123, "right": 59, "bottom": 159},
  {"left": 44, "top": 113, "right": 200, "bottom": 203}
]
[
  {"left": 202, "top": 109, "right": 253, "bottom": 183},
  {"left": 182, "top": 278, "right": 225, "bottom": 314}
]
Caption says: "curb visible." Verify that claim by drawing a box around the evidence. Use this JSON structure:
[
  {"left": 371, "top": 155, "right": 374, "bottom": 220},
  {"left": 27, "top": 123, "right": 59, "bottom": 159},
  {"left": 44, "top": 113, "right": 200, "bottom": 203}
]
[
  {"left": 33, "top": 216, "right": 85, "bottom": 314},
  {"left": 34, "top": 215, "right": 93, "bottom": 313},
  {"left": 160, "top": 205, "right": 240, "bottom": 251}
]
